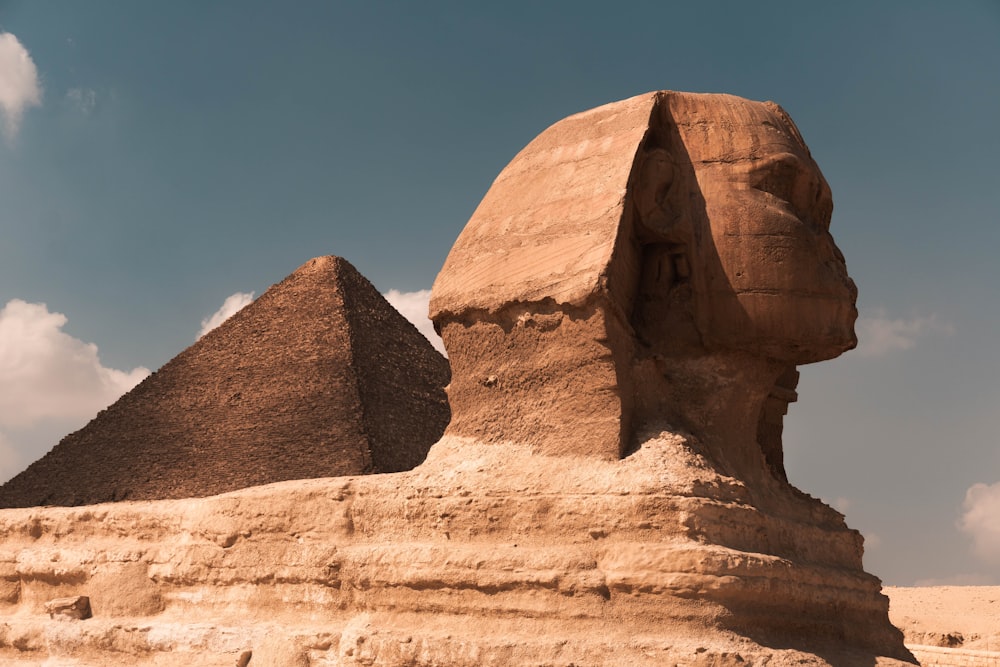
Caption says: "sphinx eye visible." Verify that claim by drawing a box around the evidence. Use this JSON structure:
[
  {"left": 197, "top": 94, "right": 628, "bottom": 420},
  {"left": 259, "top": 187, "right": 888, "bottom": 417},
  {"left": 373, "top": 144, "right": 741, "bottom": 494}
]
[
  {"left": 749, "top": 154, "right": 802, "bottom": 201},
  {"left": 750, "top": 153, "right": 823, "bottom": 223}
]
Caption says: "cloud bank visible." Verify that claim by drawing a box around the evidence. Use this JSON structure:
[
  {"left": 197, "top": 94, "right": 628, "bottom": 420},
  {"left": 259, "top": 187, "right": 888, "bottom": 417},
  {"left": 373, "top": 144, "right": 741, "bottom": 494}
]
[
  {"left": 383, "top": 289, "right": 446, "bottom": 355},
  {"left": 0, "top": 299, "right": 149, "bottom": 481},
  {"left": 855, "top": 308, "right": 954, "bottom": 357},
  {"left": 0, "top": 300, "right": 149, "bottom": 427},
  {"left": 0, "top": 431, "right": 20, "bottom": 484},
  {"left": 960, "top": 481, "right": 1000, "bottom": 564},
  {"left": 198, "top": 292, "right": 255, "bottom": 339},
  {"left": 0, "top": 32, "right": 41, "bottom": 139}
]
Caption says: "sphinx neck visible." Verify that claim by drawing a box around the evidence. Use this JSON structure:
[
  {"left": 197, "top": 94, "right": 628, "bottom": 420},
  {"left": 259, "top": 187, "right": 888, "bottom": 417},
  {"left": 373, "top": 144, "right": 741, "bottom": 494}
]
[{"left": 634, "top": 350, "right": 787, "bottom": 485}]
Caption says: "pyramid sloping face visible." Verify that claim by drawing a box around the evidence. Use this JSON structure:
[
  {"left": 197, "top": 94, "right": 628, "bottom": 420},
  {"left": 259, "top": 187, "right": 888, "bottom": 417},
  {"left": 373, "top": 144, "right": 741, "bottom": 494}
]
[{"left": 0, "top": 256, "right": 451, "bottom": 508}]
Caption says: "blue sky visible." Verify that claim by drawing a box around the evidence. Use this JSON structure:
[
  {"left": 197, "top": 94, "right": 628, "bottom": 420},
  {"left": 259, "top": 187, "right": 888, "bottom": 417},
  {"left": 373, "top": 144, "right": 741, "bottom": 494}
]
[{"left": 1, "top": 1, "right": 999, "bottom": 586}]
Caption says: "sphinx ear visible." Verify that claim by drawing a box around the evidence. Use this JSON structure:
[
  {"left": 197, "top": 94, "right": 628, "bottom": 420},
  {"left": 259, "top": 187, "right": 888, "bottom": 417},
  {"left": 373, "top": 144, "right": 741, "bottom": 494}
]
[
  {"left": 630, "top": 99, "right": 691, "bottom": 247},
  {"left": 632, "top": 146, "right": 677, "bottom": 238},
  {"left": 633, "top": 147, "right": 674, "bottom": 222}
]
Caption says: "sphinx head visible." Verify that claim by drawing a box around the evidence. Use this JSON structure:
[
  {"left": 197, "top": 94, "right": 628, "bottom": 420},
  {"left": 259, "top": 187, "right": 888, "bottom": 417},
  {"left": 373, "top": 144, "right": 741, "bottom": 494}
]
[
  {"left": 430, "top": 91, "right": 858, "bottom": 462},
  {"left": 632, "top": 92, "right": 858, "bottom": 365}
]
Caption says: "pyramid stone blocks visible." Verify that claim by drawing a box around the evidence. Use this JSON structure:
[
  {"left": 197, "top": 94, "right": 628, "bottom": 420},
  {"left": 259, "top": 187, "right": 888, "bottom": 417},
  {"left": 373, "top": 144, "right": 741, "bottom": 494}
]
[{"left": 0, "top": 256, "right": 450, "bottom": 507}]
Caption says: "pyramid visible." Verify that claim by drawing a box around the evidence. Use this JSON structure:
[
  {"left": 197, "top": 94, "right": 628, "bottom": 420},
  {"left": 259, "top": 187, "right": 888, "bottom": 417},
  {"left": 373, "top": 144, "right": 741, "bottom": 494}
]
[{"left": 0, "top": 256, "right": 451, "bottom": 507}]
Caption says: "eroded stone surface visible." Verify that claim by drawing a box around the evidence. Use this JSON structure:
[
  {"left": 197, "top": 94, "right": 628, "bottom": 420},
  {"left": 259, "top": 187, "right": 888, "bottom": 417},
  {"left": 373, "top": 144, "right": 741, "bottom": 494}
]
[
  {"left": 44, "top": 596, "right": 91, "bottom": 621},
  {"left": 431, "top": 91, "right": 856, "bottom": 461},
  {"left": 0, "top": 437, "right": 915, "bottom": 666},
  {"left": 0, "top": 93, "right": 912, "bottom": 666}
]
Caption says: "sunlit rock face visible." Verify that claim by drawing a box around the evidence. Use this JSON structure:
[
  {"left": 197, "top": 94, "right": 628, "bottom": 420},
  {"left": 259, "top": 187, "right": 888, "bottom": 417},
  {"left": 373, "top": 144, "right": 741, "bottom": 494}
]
[
  {"left": 430, "top": 91, "right": 857, "bottom": 463},
  {"left": 0, "top": 94, "right": 913, "bottom": 667}
]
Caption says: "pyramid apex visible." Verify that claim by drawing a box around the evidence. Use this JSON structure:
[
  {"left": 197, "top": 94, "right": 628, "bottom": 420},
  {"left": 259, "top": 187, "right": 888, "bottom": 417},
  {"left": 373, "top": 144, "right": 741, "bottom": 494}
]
[{"left": 292, "top": 255, "right": 356, "bottom": 277}]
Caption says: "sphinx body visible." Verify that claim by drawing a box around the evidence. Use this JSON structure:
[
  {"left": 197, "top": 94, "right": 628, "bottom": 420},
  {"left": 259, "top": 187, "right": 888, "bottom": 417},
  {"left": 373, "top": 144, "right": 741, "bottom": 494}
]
[
  {"left": 0, "top": 93, "right": 913, "bottom": 666},
  {"left": 422, "top": 91, "right": 910, "bottom": 662}
]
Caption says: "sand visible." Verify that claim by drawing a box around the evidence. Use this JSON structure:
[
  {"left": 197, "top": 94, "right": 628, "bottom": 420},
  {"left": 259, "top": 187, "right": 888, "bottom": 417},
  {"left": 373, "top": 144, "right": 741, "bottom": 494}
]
[{"left": 887, "top": 586, "right": 1000, "bottom": 650}]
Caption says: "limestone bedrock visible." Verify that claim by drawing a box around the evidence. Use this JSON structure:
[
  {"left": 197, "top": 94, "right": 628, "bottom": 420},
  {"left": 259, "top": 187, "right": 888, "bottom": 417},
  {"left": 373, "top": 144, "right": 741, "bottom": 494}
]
[{"left": 0, "top": 92, "right": 912, "bottom": 666}]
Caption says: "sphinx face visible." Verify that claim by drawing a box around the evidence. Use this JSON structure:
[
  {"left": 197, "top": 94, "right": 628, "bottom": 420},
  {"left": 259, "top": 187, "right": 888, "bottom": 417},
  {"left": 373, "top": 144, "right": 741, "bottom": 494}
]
[{"left": 671, "top": 96, "right": 858, "bottom": 363}]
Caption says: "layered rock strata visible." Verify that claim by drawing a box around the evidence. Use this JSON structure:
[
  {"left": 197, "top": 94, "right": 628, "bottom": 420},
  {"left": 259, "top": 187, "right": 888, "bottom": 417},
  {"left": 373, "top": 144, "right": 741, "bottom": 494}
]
[
  {"left": 0, "top": 256, "right": 450, "bottom": 508},
  {"left": 0, "top": 92, "right": 914, "bottom": 665},
  {"left": 430, "top": 91, "right": 911, "bottom": 663},
  {"left": 0, "top": 436, "right": 913, "bottom": 666}
]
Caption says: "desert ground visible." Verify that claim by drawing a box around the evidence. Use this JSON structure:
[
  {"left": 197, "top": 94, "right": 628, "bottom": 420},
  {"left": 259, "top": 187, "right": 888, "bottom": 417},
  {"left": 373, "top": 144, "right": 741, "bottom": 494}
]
[{"left": 887, "top": 586, "right": 1000, "bottom": 666}]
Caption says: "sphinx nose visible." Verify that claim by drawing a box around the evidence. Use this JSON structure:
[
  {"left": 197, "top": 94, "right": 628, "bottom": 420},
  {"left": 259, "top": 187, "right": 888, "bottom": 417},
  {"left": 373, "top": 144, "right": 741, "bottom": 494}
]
[
  {"left": 843, "top": 273, "right": 859, "bottom": 301},
  {"left": 820, "top": 234, "right": 857, "bottom": 299}
]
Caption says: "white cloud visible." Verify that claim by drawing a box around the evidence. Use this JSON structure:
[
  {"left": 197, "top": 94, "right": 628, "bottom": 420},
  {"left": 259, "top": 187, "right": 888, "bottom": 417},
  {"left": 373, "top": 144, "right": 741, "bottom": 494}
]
[
  {"left": 0, "top": 299, "right": 149, "bottom": 428},
  {"left": 0, "top": 299, "right": 149, "bottom": 483},
  {"left": 383, "top": 289, "right": 446, "bottom": 355},
  {"left": 198, "top": 292, "right": 255, "bottom": 339},
  {"left": 66, "top": 87, "right": 97, "bottom": 114},
  {"left": 959, "top": 481, "right": 1000, "bottom": 563},
  {"left": 0, "top": 32, "right": 42, "bottom": 139},
  {"left": 0, "top": 431, "right": 22, "bottom": 486},
  {"left": 854, "top": 308, "right": 954, "bottom": 357}
]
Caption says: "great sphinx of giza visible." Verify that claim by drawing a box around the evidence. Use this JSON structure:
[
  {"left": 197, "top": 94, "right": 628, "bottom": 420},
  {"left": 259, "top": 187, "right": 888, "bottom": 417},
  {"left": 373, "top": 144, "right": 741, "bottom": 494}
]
[
  {"left": 0, "top": 92, "right": 914, "bottom": 667},
  {"left": 431, "top": 90, "right": 855, "bottom": 479}
]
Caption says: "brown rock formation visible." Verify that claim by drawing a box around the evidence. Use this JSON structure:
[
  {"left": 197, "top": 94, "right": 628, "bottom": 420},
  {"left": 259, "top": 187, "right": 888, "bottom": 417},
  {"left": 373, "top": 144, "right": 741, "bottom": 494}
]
[
  {"left": 431, "top": 91, "right": 856, "bottom": 462},
  {"left": 0, "top": 439, "right": 915, "bottom": 666},
  {"left": 0, "top": 92, "right": 915, "bottom": 666},
  {"left": 422, "top": 90, "right": 909, "bottom": 663},
  {"left": 0, "top": 256, "right": 450, "bottom": 508}
]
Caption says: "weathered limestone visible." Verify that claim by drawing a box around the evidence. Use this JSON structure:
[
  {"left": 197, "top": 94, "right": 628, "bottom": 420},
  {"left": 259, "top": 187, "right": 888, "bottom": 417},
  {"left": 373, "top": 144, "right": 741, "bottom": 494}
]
[
  {"left": 44, "top": 596, "right": 91, "bottom": 621},
  {"left": 0, "top": 256, "right": 450, "bottom": 507},
  {"left": 424, "top": 90, "right": 906, "bottom": 663},
  {"left": 0, "top": 92, "right": 914, "bottom": 666},
  {"left": 430, "top": 91, "right": 856, "bottom": 462},
  {"left": 0, "top": 438, "right": 915, "bottom": 666}
]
